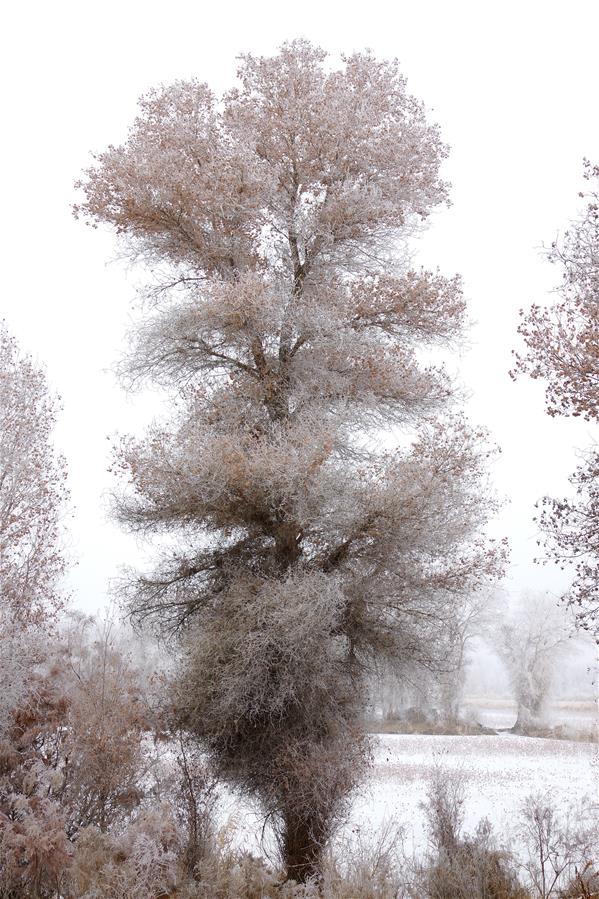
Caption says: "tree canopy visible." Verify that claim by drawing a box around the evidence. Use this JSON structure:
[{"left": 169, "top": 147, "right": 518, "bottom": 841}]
[{"left": 514, "top": 161, "right": 599, "bottom": 637}]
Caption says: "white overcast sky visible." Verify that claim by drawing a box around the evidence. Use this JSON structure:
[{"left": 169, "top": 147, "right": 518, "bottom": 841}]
[{"left": 2, "top": 0, "right": 598, "bottom": 612}]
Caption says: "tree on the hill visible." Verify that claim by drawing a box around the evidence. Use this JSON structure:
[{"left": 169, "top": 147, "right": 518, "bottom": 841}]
[
  {"left": 513, "top": 161, "right": 599, "bottom": 637},
  {"left": 76, "top": 41, "right": 504, "bottom": 882}
]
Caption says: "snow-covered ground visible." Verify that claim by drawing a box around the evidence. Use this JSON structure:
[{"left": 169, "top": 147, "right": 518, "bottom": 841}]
[
  {"left": 351, "top": 733, "right": 597, "bottom": 854},
  {"left": 224, "top": 733, "right": 598, "bottom": 859}
]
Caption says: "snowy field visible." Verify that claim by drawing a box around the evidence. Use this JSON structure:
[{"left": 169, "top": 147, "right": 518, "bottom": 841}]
[
  {"left": 351, "top": 733, "right": 597, "bottom": 854},
  {"left": 226, "top": 733, "right": 598, "bottom": 859}
]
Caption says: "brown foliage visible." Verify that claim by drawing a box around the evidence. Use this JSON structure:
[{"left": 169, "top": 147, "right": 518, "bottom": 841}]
[
  {"left": 416, "top": 771, "right": 529, "bottom": 899},
  {"left": 513, "top": 161, "right": 599, "bottom": 636},
  {"left": 0, "top": 617, "right": 157, "bottom": 897}
]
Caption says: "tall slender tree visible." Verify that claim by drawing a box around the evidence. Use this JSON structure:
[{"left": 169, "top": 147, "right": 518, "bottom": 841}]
[
  {"left": 0, "top": 325, "right": 67, "bottom": 624},
  {"left": 513, "top": 161, "right": 599, "bottom": 637},
  {"left": 0, "top": 326, "right": 70, "bottom": 895},
  {"left": 0, "top": 324, "right": 68, "bottom": 734},
  {"left": 76, "top": 41, "right": 504, "bottom": 881}
]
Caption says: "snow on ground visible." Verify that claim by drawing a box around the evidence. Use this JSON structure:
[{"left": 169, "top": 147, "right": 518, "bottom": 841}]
[
  {"left": 223, "top": 733, "right": 598, "bottom": 859},
  {"left": 349, "top": 733, "right": 598, "bottom": 855}
]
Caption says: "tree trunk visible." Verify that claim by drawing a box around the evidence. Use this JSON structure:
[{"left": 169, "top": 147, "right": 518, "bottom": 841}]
[
  {"left": 282, "top": 809, "right": 324, "bottom": 885},
  {"left": 513, "top": 699, "right": 535, "bottom": 733}
]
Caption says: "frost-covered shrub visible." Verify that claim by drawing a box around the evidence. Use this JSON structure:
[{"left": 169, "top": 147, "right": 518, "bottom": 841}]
[
  {"left": 321, "top": 819, "right": 407, "bottom": 898},
  {"left": 0, "top": 616, "right": 171, "bottom": 897},
  {"left": 171, "top": 732, "right": 220, "bottom": 878},
  {"left": 419, "top": 820, "right": 528, "bottom": 899},
  {"left": 68, "top": 808, "right": 181, "bottom": 899},
  {"left": 415, "top": 770, "right": 528, "bottom": 899},
  {"left": 177, "top": 853, "right": 317, "bottom": 899},
  {"left": 516, "top": 794, "right": 599, "bottom": 898},
  {"left": 0, "top": 793, "right": 72, "bottom": 898}
]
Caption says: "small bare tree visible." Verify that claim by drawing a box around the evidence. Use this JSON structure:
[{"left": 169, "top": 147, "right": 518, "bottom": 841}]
[
  {"left": 516, "top": 794, "right": 598, "bottom": 898},
  {"left": 437, "top": 588, "right": 500, "bottom": 726},
  {"left": 76, "top": 41, "right": 504, "bottom": 881}
]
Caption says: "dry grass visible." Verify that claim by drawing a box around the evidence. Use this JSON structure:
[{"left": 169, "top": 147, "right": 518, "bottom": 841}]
[
  {"left": 509, "top": 724, "right": 597, "bottom": 744},
  {"left": 367, "top": 718, "right": 497, "bottom": 736}
]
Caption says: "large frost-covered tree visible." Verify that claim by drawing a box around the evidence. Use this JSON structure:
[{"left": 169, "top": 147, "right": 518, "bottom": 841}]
[
  {"left": 513, "top": 161, "right": 599, "bottom": 637},
  {"left": 76, "top": 41, "right": 504, "bottom": 881}
]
